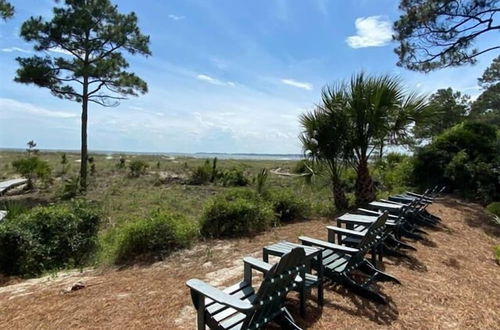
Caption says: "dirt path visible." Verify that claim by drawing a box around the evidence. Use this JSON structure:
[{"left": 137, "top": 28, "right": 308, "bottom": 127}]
[{"left": 1, "top": 197, "right": 499, "bottom": 329}]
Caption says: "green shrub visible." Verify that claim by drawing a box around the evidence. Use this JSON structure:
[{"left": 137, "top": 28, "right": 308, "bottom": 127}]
[
  {"left": 12, "top": 156, "right": 52, "bottom": 188},
  {"left": 0, "top": 200, "right": 100, "bottom": 276},
  {"left": 189, "top": 160, "right": 212, "bottom": 185},
  {"left": 266, "top": 189, "right": 310, "bottom": 222},
  {"left": 116, "top": 156, "right": 126, "bottom": 169},
  {"left": 374, "top": 154, "right": 414, "bottom": 192},
  {"left": 200, "top": 190, "right": 274, "bottom": 238},
  {"left": 111, "top": 211, "right": 198, "bottom": 264},
  {"left": 129, "top": 160, "right": 149, "bottom": 177},
  {"left": 219, "top": 168, "right": 249, "bottom": 187},
  {"left": 486, "top": 202, "right": 500, "bottom": 217},
  {"left": 413, "top": 121, "right": 499, "bottom": 203},
  {"left": 60, "top": 176, "right": 79, "bottom": 200}
]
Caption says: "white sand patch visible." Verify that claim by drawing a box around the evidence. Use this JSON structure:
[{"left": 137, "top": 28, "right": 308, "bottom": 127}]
[{"left": 0, "top": 269, "right": 95, "bottom": 300}]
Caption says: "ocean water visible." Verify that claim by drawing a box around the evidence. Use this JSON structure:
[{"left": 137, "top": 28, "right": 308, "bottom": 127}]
[{"left": 0, "top": 148, "right": 302, "bottom": 161}]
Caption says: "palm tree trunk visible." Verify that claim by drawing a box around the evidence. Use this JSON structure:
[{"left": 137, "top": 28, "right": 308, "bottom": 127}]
[
  {"left": 331, "top": 171, "right": 348, "bottom": 210},
  {"left": 332, "top": 181, "right": 348, "bottom": 211},
  {"left": 355, "top": 158, "right": 375, "bottom": 205}
]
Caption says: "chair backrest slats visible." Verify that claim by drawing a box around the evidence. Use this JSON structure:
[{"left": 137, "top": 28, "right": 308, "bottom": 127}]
[
  {"left": 244, "top": 247, "right": 306, "bottom": 329},
  {"left": 346, "top": 212, "right": 388, "bottom": 268}
]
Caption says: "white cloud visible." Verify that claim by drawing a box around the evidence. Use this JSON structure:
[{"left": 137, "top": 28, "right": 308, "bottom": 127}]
[
  {"left": 0, "top": 98, "right": 78, "bottom": 119},
  {"left": 281, "top": 79, "right": 313, "bottom": 91},
  {"left": 1, "top": 47, "right": 31, "bottom": 53},
  {"left": 346, "top": 16, "right": 393, "bottom": 48},
  {"left": 168, "top": 14, "right": 185, "bottom": 21},
  {"left": 196, "top": 74, "right": 235, "bottom": 87},
  {"left": 47, "top": 46, "right": 75, "bottom": 56}
]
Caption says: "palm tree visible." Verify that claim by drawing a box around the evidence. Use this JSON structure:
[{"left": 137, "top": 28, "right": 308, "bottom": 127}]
[
  {"left": 340, "top": 73, "right": 428, "bottom": 205},
  {"left": 299, "top": 85, "right": 350, "bottom": 210}
]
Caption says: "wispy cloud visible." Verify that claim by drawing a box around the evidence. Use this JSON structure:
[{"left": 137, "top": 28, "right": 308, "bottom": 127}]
[
  {"left": 47, "top": 46, "right": 75, "bottom": 56},
  {"left": 168, "top": 14, "right": 185, "bottom": 21},
  {"left": 196, "top": 74, "right": 235, "bottom": 87},
  {"left": 1, "top": 47, "right": 31, "bottom": 53},
  {"left": 0, "top": 98, "right": 78, "bottom": 119},
  {"left": 346, "top": 16, "right": 393, "bottom": 48},
  {"left": 281, "top": 79, "right": 313, "bottom": 91}
]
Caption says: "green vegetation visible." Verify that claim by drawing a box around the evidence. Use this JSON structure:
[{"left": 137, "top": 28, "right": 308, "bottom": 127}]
[
  {"left": 495, "top": 246, "right": 500, "bottom": 265},
  {"left": 486, "top": 202, "right": 500, "bottom": 218},
  {"left": 106, "top": 210, "right": 198, "bottom": 264},
  {"left": 200, "top": 189, "right": 274, "bottom": 238},
  {"left": 129, "top": 159, "right": 149, "bottom": 177},
  {"left": 413, "top": 121, "right": 499, "bottom": 203},
  {"left": 394, "top": 1, "right": 499, "bottom": 72},
  {"left": 300, "top": 73, "right": 428, "bottom": 207},
  {"left": 413, "top": 88, "right": 469, "bottom": 140},
  {"left": 12, "top": 157, "right": 52, "bottom": 189},
  {"left": 219, "top": 168, "right": 249, "bottom": 187},
  {"left": 255, "top": 168, "right": 269, "bottom": 195},
  {"left": 15, "top": 0, "right": 151, "bottom": 191},
  {"left": 0, "top": 0, "right": 14, "bottom": 20},
  {"left": 0, "top": 200, "right": 100, "bottom": 276},
  {"left": 266, "top": 189, "right": 310, "bottom": 223}
]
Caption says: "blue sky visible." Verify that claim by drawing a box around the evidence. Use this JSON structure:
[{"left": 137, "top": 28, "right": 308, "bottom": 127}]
[{"left": 0, "top": 0, "right": 498, "bottom": 154}]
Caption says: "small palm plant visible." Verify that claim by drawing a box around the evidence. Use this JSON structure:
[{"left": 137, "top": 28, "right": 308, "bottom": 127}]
[{"left": 255, "top": 168, "right": 269, "bottom": 195}]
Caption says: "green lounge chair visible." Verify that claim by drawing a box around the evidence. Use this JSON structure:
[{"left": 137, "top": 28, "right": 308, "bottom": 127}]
[
  {"left": 299, "top": 212, "right": 400, "bottom": 304},
  {"left": 186, "top": 247, "right": 307, "bottom": 330}
]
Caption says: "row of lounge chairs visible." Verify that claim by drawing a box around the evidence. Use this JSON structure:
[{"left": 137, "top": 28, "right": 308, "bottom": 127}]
[{"left": 186, "top": 186, "right": 445, "bottom": 329}]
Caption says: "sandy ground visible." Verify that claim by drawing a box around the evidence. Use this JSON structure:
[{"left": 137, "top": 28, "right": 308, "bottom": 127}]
[{"left": 0, "top": 197, "right": 499, "bottom": 329}]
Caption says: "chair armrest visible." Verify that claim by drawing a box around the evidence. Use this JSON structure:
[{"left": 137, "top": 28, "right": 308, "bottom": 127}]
[
  {"left": 243, "top": 257, "right": 272, "bottom": 274},
  {"left": 299, "top": 236, "right": 359, "bottom": 254},
  {"left": 358, "top": 208, "right": 399, "bottom": 220},
  {"left": 186, "top": 279, "right": 254, "bottom": 312},
  {"left": 327, "top": 226, "right": 365, "bottom": 237},
  {"left": 380, "top": 199, "right": 405, "bottom": 206},
  {"left": 337, "top": 216, "right": 374, "bottom": 226}
]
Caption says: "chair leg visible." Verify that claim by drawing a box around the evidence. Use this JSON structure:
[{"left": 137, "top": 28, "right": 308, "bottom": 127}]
[
  {"left": 358, "top": 260, "right": 401, "bottom": 285},
  {"left": 385, "top": 235, "right": 417, "bottom": 251},
  {"left": 278, "top": 308, "right": 303, "bottom": 330},
  {"left": 341, "top": 275, "right": 386, "bottom": 304}
]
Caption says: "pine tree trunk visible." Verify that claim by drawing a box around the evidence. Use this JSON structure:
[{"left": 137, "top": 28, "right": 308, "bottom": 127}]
[
  {"left": 79, "top": 78, "right": 89, "bottom": 192},
  {"left": 355, "top": 158, "right": 375, "bottom": 205}
]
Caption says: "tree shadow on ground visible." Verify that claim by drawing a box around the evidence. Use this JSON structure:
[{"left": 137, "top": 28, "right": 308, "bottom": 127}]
[
  {"left": 320, "top": 282, "right": 398, "bottom": 326},
  {"left": 438, "top": 198, "right": 500, "bottom": 237},
  {"left": 387, "top": 254, "right": 428, "bottom": 272},
  {"left": 267, "top": 280, "right": 399, "bottom": 328}
]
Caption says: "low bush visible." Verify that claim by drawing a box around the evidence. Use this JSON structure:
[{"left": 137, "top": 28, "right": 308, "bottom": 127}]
[
  {"left": 266, "top": 189, "right": 310, "bottom": 222},
  {"left": 486, "top": 202, "right": 500, "bottom": 217},
  {"left": 0, "top": 200, "right": 100, "bottom": 276},
  {"left": 111, "top": 211, "right": 198, "bottom": 264},
  {"left": 373, "top": 153, "right": 414, "bottom": 192},
  {"left": 219, "top": 168, "right": 249, "bottom": 187},
  {"left": 60, "top": 175, "right": 79, "bottom": 200},
  {"left": 12, "top": 156, "right": 52, "bottom": 188},
  {"left": 189, "top": 160, "right": 212, "bottom": 185},
  {"left": 129, "top": 160, "right": 149, "bottom": 177},
  {"left": 200, "top": 190, "right": 274, "bottom": 238}
]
